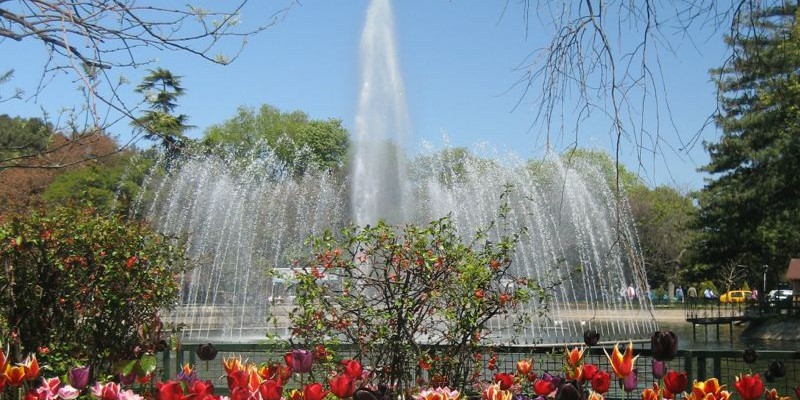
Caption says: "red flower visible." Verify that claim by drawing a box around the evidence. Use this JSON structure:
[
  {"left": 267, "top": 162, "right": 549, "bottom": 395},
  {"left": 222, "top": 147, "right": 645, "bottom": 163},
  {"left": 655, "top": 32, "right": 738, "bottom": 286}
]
[
  {"left": 533, "top": 378, "right": 556, "bottom": 396},
  {"left": 303, "top": 382, "right": 328, "bottom": 400},
  {"left": 664, "top": 370, "right": 689, "bottom": 394},
  {"left": 590, "top": 370, "right": 611, "bottom": 394},
  {"left": 23, "top": 355, "right": 39, "bottom": 381},
  {"left": 342, "top": 359, "right": 363, "bottom": 380},
  {"left": 494, "top": 373, "right": 514, "bottom": 390},
  {"left": 156, "top": 381, "right": 184, "bottom": 400},
  {"left": 188, "top": 380, "right": 215, "bottom": 397},
  {"left": 330, "top": 374, "right": 356, "bottom": 399},
  {"left": 582, "top": 364, "right": 598, "bottom": 382},
  {"left": 734, "top": 373, "right": 764, "bottom": 400},
  {"left": 259, "top": 379, "right": 283, "bottom": 400}
]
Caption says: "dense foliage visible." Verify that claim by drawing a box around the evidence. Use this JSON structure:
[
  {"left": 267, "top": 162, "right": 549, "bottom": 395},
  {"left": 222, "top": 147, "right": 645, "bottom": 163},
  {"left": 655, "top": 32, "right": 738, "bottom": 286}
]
[
  {"left": 0, "top": 114, "right": 51, "bottom": 160},
  {"left": 290, "top": 213, "right": 545, "bottom": 390},
  {"left": 0, "top": 207, "right": 188, "bottom": 374},
  {"left": 692, "top": 3, "right": 800, "bottom": 285},
  {"left": 202, "top": 104, "right": 349, "bottom": 173}
]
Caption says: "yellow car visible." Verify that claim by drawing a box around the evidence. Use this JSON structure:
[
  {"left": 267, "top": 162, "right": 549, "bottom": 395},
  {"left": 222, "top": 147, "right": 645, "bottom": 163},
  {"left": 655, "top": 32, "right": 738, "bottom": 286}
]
[{"left": 719, "top": 290, "right": 752, "bottom": 303}]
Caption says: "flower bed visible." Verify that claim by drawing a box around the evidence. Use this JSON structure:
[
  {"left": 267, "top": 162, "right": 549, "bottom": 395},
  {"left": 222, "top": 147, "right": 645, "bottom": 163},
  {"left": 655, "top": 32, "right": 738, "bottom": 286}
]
[{"left": 3, "top": 331, "right": 799, "bottom": 400}]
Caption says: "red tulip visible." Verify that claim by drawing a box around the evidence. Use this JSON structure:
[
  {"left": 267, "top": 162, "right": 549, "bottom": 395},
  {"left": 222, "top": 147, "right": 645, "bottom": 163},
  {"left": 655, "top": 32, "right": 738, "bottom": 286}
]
[
  {"left": 259, "top": 379, "right": 283, "bottom": 400},
  {"left": 591, "top": 370, "right": 611, "bottom": 394},
  {"left": 533, "top": 377, "right": 556, "bottom": 396},
  {"left": 664, "top": 370, "right": 688, "bottom": 394},
  {"left": 494, "top": 373, "right": 514, "bottom": 390},
  {"left": 304, "top": 382, "right": 329, "bottom": 400},
  {"left": 734, "top": 373, "right": 764, "bottom": 400},
  {"left": 23, "top": 355, "right": 39, "bottom": 381},
  {"left": 226, "top": 370, "right": 249, "bottom": 390},
  {"left": 156, "top": 381, "right": 184, "bottom": 400},
  {"left": 342, "top": 359, "right": 363, "bottom": 380},
  {"left": 330, "top": 374, "right": 356, "bottom": 399},
  {"left": 188, "top": 380, "right": 215, "bottom": 397},
  {"left": 582, "top": 364, "right": 598, "bottom": 382}
]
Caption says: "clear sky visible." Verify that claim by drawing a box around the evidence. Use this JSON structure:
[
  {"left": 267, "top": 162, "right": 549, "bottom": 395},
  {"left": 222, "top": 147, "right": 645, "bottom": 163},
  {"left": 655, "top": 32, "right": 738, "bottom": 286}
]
[{"left": 1, "top": 0, "right": 730, "bottom": 190}]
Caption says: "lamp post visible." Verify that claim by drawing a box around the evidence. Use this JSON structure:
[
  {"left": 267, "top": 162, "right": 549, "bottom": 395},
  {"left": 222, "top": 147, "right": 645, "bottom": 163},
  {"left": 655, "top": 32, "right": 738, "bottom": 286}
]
[{"left": 762, "top": 264, "right": 769, "bottom": 302}]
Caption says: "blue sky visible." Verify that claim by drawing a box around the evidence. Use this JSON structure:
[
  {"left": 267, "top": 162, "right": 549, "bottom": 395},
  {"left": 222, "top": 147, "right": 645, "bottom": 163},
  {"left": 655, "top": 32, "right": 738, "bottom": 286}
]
[{"left": 2, "top": 1, "right": 730, "bottom": 190}]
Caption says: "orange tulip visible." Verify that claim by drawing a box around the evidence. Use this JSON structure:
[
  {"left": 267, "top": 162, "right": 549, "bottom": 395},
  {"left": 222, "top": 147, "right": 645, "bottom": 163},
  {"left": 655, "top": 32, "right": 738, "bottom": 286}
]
[
  {"left": 687, "top": 378, "right": 731, "bottom": 400},
  {"left": 587, "top": 391, "right": 604, "bottom": 400},
  {"left": 641, "top": 384, "right": 661, "bottom": 400},
  {"left": 516, "top": 359, "right": 532, "bottom": 376},
  {"left": 223, "top": 356, "right": 244, "bottom": 374},
  {"left": 4, "top": 364, "right": 27, "bottom": 387},
  {"left": 565, "top": 346, "right": 585, "bottom": 367},
  {"left": 565, "top": 365, "right": 582, "bottom": 381},
  {"left": 603, "top": 341, "right": 639, "bottom": 378},
  {"left": 764, "top": 388, "right": 790, "bottom": 400},
  {"left": 484, "top": 383, "right": 512, "bottom": 400}
]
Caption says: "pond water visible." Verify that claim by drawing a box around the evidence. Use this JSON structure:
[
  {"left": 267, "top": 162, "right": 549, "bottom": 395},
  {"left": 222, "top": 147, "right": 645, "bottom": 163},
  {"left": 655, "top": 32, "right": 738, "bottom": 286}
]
[{"left": 658, "top": 319, "right": 796, "bottom": 351}]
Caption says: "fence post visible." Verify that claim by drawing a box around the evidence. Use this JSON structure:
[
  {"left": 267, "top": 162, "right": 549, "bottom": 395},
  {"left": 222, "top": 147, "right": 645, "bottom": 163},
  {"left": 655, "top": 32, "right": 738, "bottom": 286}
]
[
  {"left": 696, "top": 353, "right": 706, "bottom": 381},
  {"left": 684, "top": 350, "right": 694, "bottom": 383},
  {"left": 161, "top": 349, "right": 171, "bottom": 381}
]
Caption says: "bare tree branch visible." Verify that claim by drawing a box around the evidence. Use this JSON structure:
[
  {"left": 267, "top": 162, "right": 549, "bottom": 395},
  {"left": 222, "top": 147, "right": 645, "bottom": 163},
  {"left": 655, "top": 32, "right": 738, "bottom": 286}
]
[
  {"left": 512, "top": 0, "right": 766, "bottom": 186},
  {"left": 0, "top": 0, "right": 297, "bottom": 169}
]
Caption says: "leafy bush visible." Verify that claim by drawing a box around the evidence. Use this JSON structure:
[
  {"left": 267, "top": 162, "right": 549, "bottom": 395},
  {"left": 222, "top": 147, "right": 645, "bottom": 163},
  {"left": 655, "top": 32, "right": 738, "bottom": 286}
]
[
  {"left": 290, "top": 213, "right": 548, "bottom": 391},
  {"left": 0, "top": 207, "right": 188, "bottom": 374}
]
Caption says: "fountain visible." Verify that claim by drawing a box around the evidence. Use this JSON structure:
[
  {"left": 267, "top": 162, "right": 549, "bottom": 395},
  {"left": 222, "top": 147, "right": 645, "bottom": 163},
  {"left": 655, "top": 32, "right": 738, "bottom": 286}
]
[{"left": 138, "top": 0, "right": 657, "bottom": 344}]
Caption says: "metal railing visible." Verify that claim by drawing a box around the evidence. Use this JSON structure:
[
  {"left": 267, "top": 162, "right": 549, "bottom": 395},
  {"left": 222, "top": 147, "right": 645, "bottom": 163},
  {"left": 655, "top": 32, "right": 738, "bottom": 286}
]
[{"left": 159, "top": 343, "right": 800, "bottom": 396}]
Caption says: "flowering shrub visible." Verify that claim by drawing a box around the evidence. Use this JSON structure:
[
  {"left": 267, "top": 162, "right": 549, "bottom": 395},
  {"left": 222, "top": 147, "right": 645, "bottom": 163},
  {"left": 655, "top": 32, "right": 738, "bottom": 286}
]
[
  {"left": 289, "top": 212, "right": 555, "bottom": 390},
  {"left": 0, "top": 207, "right": 189, "bottom": 374}
]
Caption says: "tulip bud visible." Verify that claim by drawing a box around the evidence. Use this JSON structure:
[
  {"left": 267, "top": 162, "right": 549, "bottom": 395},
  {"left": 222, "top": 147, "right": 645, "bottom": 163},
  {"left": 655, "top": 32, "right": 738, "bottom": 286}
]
[
  {"left": 651, "top": 360, "right": 666, "bottom": 380},
  {"left": 583, "top": 330, "right": 600, "bottom": 347},
  {"left": 68, "top": 365, "right": 91, "bottom": 390},
  {"left": 291, "top": 349, "right": 314, "bottom": 374},
  {"left": 556, "top": 381, "right": 586, "bottom": 400},
  {"left": 196, "top": 343, "right": 218, "bottom": 361},
  {"left": 743, "top": 348, "right": 758, "bottom": 364},
  {"left": 768, "top": 361, "right": 785, "bottom": 378},
  {"left": 622, "top": 368, "right": 638, "bottom": 392},
  {"left": 651, "top": 331, "right": 678, "bottom": 361}
]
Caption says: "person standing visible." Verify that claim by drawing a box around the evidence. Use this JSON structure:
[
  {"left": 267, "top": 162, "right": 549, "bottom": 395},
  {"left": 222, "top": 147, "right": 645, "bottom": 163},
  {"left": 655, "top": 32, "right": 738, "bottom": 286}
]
[
  {"left": 676, "top": 286, "right": 685, "bottom": 303},
  {"left": 687, "top": 285, "right": 698, "bottom": 305}
]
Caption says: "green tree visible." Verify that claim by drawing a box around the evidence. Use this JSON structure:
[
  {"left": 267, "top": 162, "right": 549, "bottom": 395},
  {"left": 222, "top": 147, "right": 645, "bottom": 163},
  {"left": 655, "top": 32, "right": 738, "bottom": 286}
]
[
  {"left": 0, "top": 114, "right": 51, "bottom": 160},
  {"left": 43, "top": 152, "right": 154, "bottom": 215},
  {"left": 692, "top": 3, "right": 800, "bottom": 285},
  {"left": 133, "top": 68, "right": 191, "bottom": 153},
  {"left": 202, "top": 104, "right": 349, "bottom": 172},
  {"left": 628, "top": 186, "right": 696, "bottom": 288}
]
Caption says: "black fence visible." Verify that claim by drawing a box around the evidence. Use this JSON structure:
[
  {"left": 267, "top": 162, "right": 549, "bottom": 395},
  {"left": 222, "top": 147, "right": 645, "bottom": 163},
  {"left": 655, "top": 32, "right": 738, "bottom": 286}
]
[{"left": 159, "top": 343, "right": 800, "bottom": 397}]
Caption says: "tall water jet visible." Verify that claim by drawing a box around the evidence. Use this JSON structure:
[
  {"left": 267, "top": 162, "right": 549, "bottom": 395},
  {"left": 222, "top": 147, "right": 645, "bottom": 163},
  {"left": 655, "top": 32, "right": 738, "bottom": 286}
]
[
  {"left": 139, "top": 0, "right": 658, "bottom": 344},
  {"left": 351, "top": 0, "right": 411, "bottom": 225}
]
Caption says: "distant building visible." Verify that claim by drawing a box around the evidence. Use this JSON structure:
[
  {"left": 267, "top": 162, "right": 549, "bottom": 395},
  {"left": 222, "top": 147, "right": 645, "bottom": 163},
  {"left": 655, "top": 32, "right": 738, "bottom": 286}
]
[
  {"left": 787, "top": 259, "right": 800, "bottom": 293},
  {"left": 785, "top": 258, "right": 800, "bottom": 309}
]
